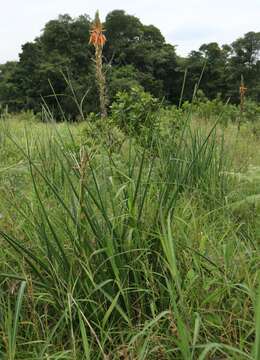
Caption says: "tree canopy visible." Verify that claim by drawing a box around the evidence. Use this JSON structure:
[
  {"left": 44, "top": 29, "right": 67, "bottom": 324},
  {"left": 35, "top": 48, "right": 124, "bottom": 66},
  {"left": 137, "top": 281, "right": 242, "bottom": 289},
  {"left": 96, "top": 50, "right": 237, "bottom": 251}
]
[{"left": 0, "top": 10, "right": 259, "bottom": 118}]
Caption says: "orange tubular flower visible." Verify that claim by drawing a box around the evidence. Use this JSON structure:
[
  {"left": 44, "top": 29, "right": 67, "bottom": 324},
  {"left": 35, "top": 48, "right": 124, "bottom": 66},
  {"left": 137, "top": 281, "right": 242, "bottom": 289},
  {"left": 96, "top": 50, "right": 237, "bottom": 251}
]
[
  {"left": 89, "top": 12, "right": 107, "bottom": 48},
  {"left": 89, "top": 11, "right": 108, "bottom": 118},
  {"left": 239, "top": 85, "right": 247, "bottom": 96}
]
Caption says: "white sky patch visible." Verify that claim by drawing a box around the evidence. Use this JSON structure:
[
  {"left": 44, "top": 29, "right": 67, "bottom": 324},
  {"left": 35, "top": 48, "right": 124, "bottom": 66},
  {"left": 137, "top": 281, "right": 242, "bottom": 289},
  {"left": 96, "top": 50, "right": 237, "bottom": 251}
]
[{"left": 0, "top": 0, "right": 259, "bottom": 63}]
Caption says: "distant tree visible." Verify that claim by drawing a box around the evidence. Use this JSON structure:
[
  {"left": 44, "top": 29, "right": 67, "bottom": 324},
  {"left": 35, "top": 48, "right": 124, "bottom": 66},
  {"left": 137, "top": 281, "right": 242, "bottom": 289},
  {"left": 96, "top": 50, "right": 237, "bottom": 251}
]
[
  {"left": 104, "top": 10, "right": 179, "bottom": 101},
  {"left": 107, "top": 65, "right": 140, "bottom": 101},
  {"left": 104, "top": 10, "right": 143, "bottom": 64},
  {"left": 0, "top": 11, "right": 259, "bottom": 118},
  {"left": 0, "top": 15, "right": 99, "bottom": 118},
  {"left": 227, "top": 32, "right": 260, "bottom": 101},
  {"left": 184, "top": 43, "right": 230, "bottom": 100},
  {"left": 0, "top": 61, "right": 20, "bottom": 110}
]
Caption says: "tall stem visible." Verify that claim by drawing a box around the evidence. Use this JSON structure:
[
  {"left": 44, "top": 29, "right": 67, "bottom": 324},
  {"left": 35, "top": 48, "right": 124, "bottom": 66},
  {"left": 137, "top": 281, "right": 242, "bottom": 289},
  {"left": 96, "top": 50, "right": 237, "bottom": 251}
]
[
  {"left": 95, "top": 46, "right": 107, "bottom": 118},
  {"left": 238, "top": 75, "right": 246, "bottom": 131}
]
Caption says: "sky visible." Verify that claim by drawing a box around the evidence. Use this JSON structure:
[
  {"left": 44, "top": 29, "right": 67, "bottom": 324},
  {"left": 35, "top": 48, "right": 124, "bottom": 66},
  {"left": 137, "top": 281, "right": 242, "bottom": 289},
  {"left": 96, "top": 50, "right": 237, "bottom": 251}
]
[{"left": 0, "top": 0, "right": 259, "bottom": 64}]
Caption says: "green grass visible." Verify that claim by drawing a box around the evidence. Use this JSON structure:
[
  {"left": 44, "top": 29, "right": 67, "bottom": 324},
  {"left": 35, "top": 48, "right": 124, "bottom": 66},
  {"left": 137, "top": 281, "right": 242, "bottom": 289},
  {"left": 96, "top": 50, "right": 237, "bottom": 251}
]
[{"left": 0, "top": 112, "right": 260, "bottom": 359}]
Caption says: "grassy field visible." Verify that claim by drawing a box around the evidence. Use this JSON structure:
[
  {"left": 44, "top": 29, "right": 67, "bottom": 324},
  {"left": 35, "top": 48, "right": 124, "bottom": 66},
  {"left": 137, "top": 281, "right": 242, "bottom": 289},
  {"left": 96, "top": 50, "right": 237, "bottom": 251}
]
[{"left": 0, "top": 111, "right": 260, "bottom": 359}]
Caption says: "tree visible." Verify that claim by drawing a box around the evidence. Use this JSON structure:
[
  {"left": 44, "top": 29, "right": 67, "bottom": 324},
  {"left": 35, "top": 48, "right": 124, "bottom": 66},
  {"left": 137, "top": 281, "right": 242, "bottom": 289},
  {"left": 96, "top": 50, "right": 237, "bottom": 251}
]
[
  {"left": 227, "top": 32, "right": 260, "bottom": 101},
  {"left": 0, "top": 15, "right": 97, "bottom": 119},
  {"left": 0, "top": 11, "right": 260, "bottom": 118},
  {"left": 0, "top": 61, "right": 20, "bottom": 110},
  {"left": 107, "top": 65, "right": 140, "bottom": 101},
  {"left": 184, "top": 43, "right": 230, "bottom": 100},
  {"left": 104, "top": 10, "right": 143, "bottom": 65},
  {"left": 104, "top": 10, "right": 179, "bottom": 101}
]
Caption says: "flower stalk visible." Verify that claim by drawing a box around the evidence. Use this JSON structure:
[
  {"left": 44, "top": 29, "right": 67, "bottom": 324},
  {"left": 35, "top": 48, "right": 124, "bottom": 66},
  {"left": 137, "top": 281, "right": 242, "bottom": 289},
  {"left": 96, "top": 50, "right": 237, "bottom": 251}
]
[
  {"left": 89, "top": 11, "right": 107, "bottom": 118},
  {"left": 238, "top": 75, "right": 247, "bottom": 130}
]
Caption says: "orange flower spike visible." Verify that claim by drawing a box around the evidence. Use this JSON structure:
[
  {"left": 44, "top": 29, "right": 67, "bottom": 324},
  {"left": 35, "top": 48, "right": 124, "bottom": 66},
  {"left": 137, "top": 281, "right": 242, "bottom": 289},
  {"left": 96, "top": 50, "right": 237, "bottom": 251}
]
[
  {"left": 239, "top": 85, "right": 247, "bottom": 96},
  {"left": 89, "top": 11, "right": 108, "bottom": 118},
  {"left": 89, "top": 11, "right": 106, "bottom": 48}
]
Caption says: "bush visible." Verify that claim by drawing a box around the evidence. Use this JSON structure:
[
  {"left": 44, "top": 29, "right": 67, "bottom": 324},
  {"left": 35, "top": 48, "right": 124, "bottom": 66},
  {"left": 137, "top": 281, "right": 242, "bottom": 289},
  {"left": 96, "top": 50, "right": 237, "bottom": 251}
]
[
  {"left": 185, "top": 91, "right": 240, "bottom": 125},
  {"left": 243, "top": 99, "right": 260, "bottom": 122},
  {"left": 110, "top": 86, "right": 159, "bottom": 136},
  {"left": 158, "top": 105, "right": 185, "bottom": 146}
]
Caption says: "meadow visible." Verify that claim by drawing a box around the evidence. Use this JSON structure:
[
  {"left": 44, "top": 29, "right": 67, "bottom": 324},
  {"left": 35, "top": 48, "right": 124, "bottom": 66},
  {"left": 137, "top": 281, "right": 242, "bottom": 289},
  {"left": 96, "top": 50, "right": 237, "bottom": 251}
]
[{"left": 0, "top": 104, "right": 260, "bottom": 360}]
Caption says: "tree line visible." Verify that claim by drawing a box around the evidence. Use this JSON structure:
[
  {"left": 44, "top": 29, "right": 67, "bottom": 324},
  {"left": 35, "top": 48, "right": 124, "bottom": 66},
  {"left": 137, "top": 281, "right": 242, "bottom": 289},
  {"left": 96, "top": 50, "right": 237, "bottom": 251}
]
[{"left": 0, "top": 10, "right": 260, "bottom": 119}]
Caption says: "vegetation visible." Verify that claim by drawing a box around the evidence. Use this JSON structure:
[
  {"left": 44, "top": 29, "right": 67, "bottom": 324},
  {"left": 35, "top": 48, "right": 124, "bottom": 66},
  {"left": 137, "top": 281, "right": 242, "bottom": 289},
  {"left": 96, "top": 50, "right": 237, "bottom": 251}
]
[
  {"left": 0, "top": 11, "right": 260, "bottom": 118},
  {"left": 0, "top": 101, "right": 260, "bottom": 358},
  {"left": 0, "top": 7, "right": 260, "bottom": 360}
]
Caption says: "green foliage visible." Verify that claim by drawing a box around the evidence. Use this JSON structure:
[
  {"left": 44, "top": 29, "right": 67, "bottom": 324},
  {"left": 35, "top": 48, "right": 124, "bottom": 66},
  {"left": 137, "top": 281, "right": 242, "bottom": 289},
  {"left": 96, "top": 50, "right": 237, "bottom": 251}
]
[
  {"left": 193, "top": 92, "right": 239, "bottom": 124},
  {"left": 0, "top": 112, "right": 260, "bottom": 358},
  {"left": 80, "top": 117, "right": 126, "bottom": 153},
  {"left": 110, "top": 86, "right": 160, "bottom": 135},
  {"left": 0, "top": 115, "right": 227, "bottom": 357},
  {"left": 107, "top": 65, "right": 141, "bottom": 101},
  {"left": 158, "top": 105, "right": 185, "bottom": 145},
  {"left": 244, "top": 99, "right": 260, "bottom": 122},
  {"left": 191, "top": 96, "right": 260, "bottom": 127},
  {"left": 0, "top": 62, "right": 21, "bottom": 111},
  {"left": 0, "top": 11, "right": 180, "bottom": 119},
  {"left": 228, "top": 32, "right": 260, "bottom": 102},
  {"left": 0, "top": 15, "right": 97, "bottom": 119},
  {"left": 183, "top": 32, "right": 260, "bottom": 104},
  {"left": 0, "top": 11, "right": 259, "bottom": 118},
  {"left": 181, "top": 91, "right": 260, "bottom": 126}
]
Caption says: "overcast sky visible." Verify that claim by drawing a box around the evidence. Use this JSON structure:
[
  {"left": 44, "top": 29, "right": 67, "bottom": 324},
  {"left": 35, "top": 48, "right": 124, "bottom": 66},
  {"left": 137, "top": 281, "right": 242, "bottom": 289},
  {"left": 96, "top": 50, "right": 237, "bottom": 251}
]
[{"left": 1, "top": 0, "right": 259, "bottom": 64}]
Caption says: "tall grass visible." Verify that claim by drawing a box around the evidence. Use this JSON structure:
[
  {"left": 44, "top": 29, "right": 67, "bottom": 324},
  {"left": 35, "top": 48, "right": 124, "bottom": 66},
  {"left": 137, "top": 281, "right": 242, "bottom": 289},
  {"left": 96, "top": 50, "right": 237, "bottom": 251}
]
[{"left": 0, "top": 111, "right": 259, "bottom": 359}]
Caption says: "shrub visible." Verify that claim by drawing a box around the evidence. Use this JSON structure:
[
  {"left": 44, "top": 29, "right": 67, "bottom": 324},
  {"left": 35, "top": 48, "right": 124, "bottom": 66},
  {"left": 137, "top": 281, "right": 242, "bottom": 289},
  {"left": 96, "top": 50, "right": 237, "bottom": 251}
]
[
  {"left": 186, "top": 91, "right": 240, "bottom": 125},
  {"left": 159, "top": 105, "right": 185, "bottom": 145},
  {"left": 110, "top": 86, "right": 159, "bottom": 135},
  {"left": 244, "top": 99, "right": 260, "bottom": 122}
]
